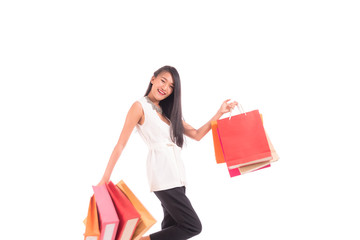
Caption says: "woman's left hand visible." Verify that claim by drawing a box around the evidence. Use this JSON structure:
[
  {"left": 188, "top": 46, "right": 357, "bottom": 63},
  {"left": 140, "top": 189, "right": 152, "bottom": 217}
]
[{"left": 219, "top": 99, "right": 239, "bottom": 115}]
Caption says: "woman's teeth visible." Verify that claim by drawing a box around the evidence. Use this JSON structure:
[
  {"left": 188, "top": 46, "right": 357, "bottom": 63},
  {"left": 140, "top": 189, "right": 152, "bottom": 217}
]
[{"left": 158, "top": 89, "right": 166, "bottom": 95}]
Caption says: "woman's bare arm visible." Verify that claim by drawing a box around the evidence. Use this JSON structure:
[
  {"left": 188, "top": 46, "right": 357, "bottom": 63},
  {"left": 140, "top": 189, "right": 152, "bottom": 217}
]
[
  {"left": 183, "top": 99, "right": 238, "bottom": 141},
  {"left": 97, "top": 101, "right": 143, "bottom": 185}
]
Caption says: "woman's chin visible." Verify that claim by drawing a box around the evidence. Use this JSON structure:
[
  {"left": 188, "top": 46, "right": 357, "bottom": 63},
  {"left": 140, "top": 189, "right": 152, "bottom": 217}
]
[{"left": 156, "top": 93, "right": 168, "bottom": 100}]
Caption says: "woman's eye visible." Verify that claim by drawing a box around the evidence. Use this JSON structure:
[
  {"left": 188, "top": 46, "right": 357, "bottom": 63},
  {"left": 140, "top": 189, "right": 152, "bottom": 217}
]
[{"left": 161, "top": 79, "right": 165, "bottom": 83}]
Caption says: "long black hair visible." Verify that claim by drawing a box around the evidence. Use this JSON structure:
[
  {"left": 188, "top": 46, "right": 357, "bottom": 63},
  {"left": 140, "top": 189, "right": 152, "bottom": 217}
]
[{"left": 144, "top": 66, "right": 184, "bottom": 148}]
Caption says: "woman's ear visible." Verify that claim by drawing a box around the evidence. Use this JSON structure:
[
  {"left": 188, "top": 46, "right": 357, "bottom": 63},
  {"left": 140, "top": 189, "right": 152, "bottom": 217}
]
[{"left": 150, "top": 76, "right": 155, "bottom": 84}]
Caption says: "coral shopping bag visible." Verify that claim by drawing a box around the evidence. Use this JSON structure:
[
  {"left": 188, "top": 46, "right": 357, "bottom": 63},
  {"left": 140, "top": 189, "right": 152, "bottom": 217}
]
[
  {"left": 217, "top": 109, "right": 272, "bottom": 169},
  {"left": 106, "top": 181, "right": 140, "bottom": 240},
  {"left": 228, "top": 131, "right": 279, "bottom": 177},
  {"left": 116, "top": 180, "right": 156, "bottom": 240},
  {"left": 211, "top": 119, "right": 270, "bottom": 177}
]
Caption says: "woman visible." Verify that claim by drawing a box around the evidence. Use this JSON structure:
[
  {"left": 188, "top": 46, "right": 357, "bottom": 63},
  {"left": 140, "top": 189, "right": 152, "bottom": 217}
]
[{"left": 98, "top": 66, "right": 237, "bottom": 240}]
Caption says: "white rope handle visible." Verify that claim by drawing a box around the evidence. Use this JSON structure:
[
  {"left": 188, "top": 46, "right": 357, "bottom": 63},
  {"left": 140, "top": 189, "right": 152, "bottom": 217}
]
[{"left": 229, "top": 104, "right": 246, "bottom": 120}]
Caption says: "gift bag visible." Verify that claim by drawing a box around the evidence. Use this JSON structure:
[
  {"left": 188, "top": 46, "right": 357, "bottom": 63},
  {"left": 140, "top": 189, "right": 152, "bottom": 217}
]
[
  {"left": 116, "top": 180, "right": 156, "bottom": 240},
  {"left": 215, "top": 111, "right": 279, "bottom": 177},
  {"left": 212, "top": 119, "right": 271, "bottom": 177},
  {"left": 217, "top": 109, "right": 272, "bottom": 169},
  {"left": 228, "top": 126, "right": 280, "bottom": 177},
  {"left": 84, "top": 195, "right": 100, "bottom": 240},
  {"left": 106, "top": 181, "right": 140, "bottom": 240}
]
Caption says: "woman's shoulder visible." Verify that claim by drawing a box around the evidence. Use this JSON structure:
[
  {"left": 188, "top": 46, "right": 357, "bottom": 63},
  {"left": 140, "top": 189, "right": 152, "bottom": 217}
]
[
  {"left": 133, "top": 96, "right": 145, "bottom": 109},
  {"left": 136, "top": 96, "right": 146, "bottom": 104},
  {"left": 131, "top": 97, "right": 145, "bottom": 110},
  {"left": 129, "top": 97, "right": 149, "bottom": 117},
  {"left": 132, "top": 97, "right": 148, "bottom": 126},
  {"left": 124, "top": 100, "right": 144, "bottom": 124}
]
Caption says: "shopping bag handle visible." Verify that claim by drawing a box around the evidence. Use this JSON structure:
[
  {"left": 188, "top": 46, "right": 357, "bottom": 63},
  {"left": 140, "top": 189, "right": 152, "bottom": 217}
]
[{"left": 229, "top": 104, "right": 246, "bottom": 120}]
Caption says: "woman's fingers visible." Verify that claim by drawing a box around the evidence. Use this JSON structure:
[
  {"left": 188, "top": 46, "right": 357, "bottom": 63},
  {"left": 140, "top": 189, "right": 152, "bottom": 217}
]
[
  {"left": 227, "top": 100, "right": 238, "bottom": 109},
  {"left": 220, "top": 99, "right": 239, "bottom": 114}
]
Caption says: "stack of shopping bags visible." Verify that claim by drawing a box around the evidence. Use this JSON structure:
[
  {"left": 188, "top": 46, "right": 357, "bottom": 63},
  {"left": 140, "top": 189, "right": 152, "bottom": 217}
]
[
  {"left": 83, "top": 180, "right": 156, "bottom": 240},
  {"left": 211, "top": 107, "right": 279, "bottom": 177}
]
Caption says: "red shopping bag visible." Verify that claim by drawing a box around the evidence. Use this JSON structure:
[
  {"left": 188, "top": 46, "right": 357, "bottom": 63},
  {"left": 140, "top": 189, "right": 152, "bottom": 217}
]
[
  {"left": 106, "top": 181, "right": 140, "bottom": 240},
  {"left": 212, "top": 119, "right": 270, "bottom": 177},
  {"left": 228, "top": 131, "right": 279, "bottom": 177},
  {"left": 217, "top": 109, "right": 272, "bottom": 169}
]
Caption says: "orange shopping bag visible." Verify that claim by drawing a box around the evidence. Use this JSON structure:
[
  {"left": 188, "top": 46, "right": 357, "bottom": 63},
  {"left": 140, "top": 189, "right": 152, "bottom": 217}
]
[
  {"left": 84, "top": 195, "right": 100, "bottom": 240},
  {"left": 211, "top": 121, "right": 225, "bottom": 164}
]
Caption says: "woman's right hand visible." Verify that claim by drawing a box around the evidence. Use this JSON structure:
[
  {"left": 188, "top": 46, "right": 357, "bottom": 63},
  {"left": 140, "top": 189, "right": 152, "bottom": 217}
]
[
  {"left": 97, "top": 177, "right": 108, "bottom": 186},
  {"left": 218, "top": 99, "right": 238, "bottom": 115}
]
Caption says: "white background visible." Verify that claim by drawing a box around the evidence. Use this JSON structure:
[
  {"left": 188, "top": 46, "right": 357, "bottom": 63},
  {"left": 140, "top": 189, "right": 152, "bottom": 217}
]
[{"left": 1, "top": 1, "right": 359, "bottom": 239}]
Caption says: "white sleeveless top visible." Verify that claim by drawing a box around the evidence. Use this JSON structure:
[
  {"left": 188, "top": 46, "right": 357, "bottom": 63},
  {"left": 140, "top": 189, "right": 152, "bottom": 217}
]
[{"left": 136, "top": 97, "right": 187, "bottom": 192}]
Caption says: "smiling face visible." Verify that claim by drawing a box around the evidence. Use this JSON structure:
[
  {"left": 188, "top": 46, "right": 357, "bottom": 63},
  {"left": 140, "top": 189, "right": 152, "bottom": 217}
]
[{"left": 149, "top": 71, "right": 174, "bottom": 102}]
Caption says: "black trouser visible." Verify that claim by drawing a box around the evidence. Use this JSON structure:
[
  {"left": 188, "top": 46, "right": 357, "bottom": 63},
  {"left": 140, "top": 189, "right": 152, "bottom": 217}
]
[{"left": 150, "top": 187, "right": 202, "bottom": 240}]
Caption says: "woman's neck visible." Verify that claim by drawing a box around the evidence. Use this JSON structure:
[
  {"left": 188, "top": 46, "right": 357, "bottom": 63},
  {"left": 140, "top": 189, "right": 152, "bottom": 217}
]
[
  {"left": 146, "top": 94, "right": 160, "bottom": 107},
  {"left": 145, "top": 95, "right": 163, "bottom": 115}
]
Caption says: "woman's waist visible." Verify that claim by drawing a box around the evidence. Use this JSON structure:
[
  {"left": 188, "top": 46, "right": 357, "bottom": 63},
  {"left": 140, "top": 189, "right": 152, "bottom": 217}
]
[{"left": 148, "top": 142, "right": 180, "bottom": 150}]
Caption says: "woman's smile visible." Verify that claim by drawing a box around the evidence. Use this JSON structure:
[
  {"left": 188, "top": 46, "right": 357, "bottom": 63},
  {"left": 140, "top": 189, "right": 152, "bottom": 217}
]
[{"left": 158, "top": 89, "right": 166, "bottom": 96}]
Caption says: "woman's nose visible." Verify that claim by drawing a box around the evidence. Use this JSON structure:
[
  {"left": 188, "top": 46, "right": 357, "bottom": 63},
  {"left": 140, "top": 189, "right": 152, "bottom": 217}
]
[{"left": 162, "top": 84, "right": 169, "bottom": 92}]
